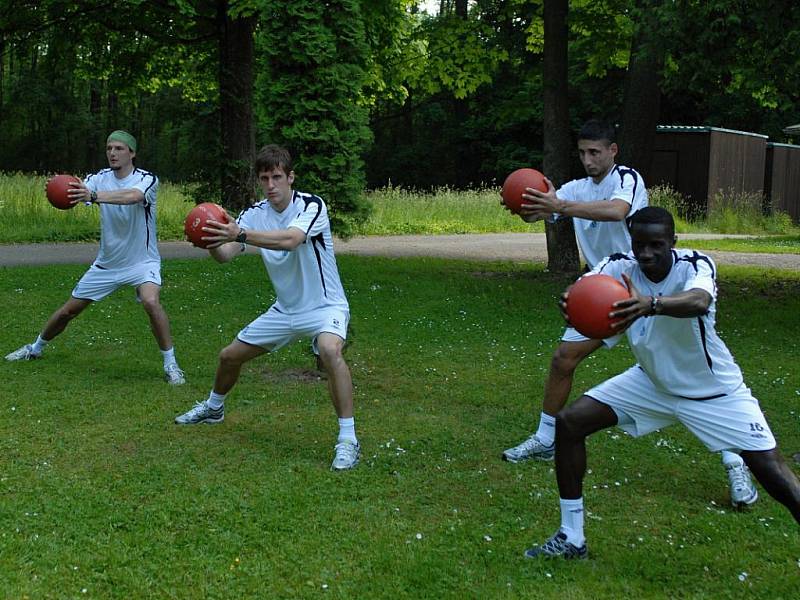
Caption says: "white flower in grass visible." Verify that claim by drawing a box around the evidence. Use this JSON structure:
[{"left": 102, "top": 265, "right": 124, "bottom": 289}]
[
  {"left": 484, "top": 535, "right": 492, "bottom": 542},
  {"left": 738, "top": 572, "right": 748, "bottom": 582},
  {"left": 415, "top": 533, "right": 423, "bottom": 540}
]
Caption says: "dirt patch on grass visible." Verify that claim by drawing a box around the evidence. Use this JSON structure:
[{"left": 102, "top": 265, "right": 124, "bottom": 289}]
[{"left": 261, "top": 367, "right": 326, "bottom": 383}]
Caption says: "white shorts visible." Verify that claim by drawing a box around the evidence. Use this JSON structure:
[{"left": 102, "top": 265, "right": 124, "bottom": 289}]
[
  {"left": 72, "top": 261, "right": 162, "bottom": 302},
  {"left": 586, "top": 366, "right": 776, "bottom": 453},
  {"left": 561, "top": 326, "right": 623, "bottom": 349},
  {"left": 237, "top": 306, "right": 349, "bottom": 354}
]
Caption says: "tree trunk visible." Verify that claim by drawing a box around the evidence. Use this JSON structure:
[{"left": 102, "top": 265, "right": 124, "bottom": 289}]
[
  {"left": 618, "top": 1, "right": 665, "bottom": 176},
  {"left": 452, "top": 0, "right": 471, "bottom": 187},
  {"left": 542, "top": 0, "right": 580, "bottom": 273},
  {"left": 87, "top": 82, "right": 101, "bottom": 167},
  {"left": 218, "top": 0, "right": 256, "bottom": 212}
]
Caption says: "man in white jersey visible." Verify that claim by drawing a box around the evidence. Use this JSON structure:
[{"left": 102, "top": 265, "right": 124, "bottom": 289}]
[
  {"left": 174, "top": 144, "right": 360, "bottom": 471},
  {"left": 500, "top": 120, "right": 755, "bottom": 508},
  {"left": 525, "top": 207, "right": 800, "bottom": 559},
  {"left": 5, "top": 130, "right": 186, "bottom": 385}
]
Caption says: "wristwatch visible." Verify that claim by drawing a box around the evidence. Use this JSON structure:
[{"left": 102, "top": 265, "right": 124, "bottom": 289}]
[
  {"left": 649, "top": 295, "right": 662, "bottom": 316},
  {"left": 90, "top": 190, "right": 98, "bottom": 203},
  {"left": 235, "top": 228, "right": 247, "bottom": 244}
]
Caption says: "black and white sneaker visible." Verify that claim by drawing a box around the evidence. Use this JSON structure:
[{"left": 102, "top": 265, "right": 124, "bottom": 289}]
[{"left": 524, "top": 529, "right": 587, "bottom": 560}]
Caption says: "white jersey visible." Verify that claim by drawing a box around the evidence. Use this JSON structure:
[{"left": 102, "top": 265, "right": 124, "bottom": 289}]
[
  {"left": 238, "top": 191, "right": 348, "bottom": 314},
  {"left": 557, "top": 164, "right": 648, "bottom": 268},
  {"left": 84, "top": 168, "right": 160, "bottom": 269},
  {"left": 591, "top": 249, "right": 745, "bottom": 399}
]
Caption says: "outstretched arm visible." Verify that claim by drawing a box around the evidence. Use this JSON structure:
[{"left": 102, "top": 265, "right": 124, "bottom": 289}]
[
  {"left": 609, "top": 273, "right": 712, "bottom": 332},
  {"left": 523, "top": 177, "right": 630, "bottom": 222},
  {"left": 203, "top": 216, "right": 307, "bottom": 263},
  {"left": 67, "top": 180, "right": 145, "bottom": 206}
]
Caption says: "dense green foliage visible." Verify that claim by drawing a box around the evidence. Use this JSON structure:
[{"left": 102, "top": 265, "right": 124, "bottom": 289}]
[
  {"left": 1, "top": 1, "right": 799, "bottom": 212},
  {"left": 1, "top": 256, "right": 798, "bottom": 597},
  {"left": 256, "top": 0, "right": 373, "bottom": 233}
]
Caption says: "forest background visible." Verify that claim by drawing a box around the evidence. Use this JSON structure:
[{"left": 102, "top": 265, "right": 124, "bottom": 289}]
[{"left": 1, "top": 0, "right": 798, "bottom": 238}]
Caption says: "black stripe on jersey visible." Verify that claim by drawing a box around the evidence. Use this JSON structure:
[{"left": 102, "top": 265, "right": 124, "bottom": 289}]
[
  {"left": 144, "top": 202, "right": 152, "bottom": 250},
  {"left": 296, "top": 191, "right": 323, "bottom": 235},
  {"left": 698, "top": 317, "right": 713, "bottom": 371},
  {"left": 236, "top": 200, "right": 269, "bottom": 224},
  {"left": 310, "top": 233, "right": 328, "bottom": 297},
  {"left": 613, "top": 165, "right": 640, "bottom": 202},
  {"left": 596, "top": 252, "right": 635, "bottom": 274},
  {"left": 134, "top": 168, "right": 158, "bottom": 205},
  {"left": 675, "top": 250, "right": 716, "bottom": 279},
  {"left": 680, "top": 392, "right": 726, "bottom": 401}
]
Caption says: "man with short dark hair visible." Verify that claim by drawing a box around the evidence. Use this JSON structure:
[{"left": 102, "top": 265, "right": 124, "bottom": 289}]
[
  {"left": 526, "top": 206, "right": 800, "bottom": 559},
  {"left": 5, "top": 130, "right": 185, "bottom": 385},
  {"left": 502, "top": 119, "right": 648, "bottom": 461},
  {"left": 174, "top": 144, "right": 360, "bottom": 471}
]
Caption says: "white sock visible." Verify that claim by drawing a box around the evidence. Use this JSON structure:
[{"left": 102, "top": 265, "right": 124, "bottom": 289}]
[
  {"left": 338, "top": 417, "right": 357, "bottom": 444},
  {"left": 207, "top": 391, "right": 226, "bottom": 410},
  {"left": 161, "top": 347, "right": 177, "bottom": 369},
  {"left": 535, "top": 412, "right": 556, "bottom": 447},
  {"left": 721, "top": 450, "right": 744, "bottom": 468},
  {"left": 31, "top": 335, "right": 49, "bottom": 355},
  {"left": 559, "top": 497, "right": 585, "bottom": 546}
]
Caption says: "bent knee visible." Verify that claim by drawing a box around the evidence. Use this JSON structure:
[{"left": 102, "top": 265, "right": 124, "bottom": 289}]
[
  {"left": 218, "top": 345, "right": 244, "bottom": 366},
  {"left": 140, "top": 297, "right": 163, "bottom": 314},
  {"left": 551, "top": 348, "right": 581, "bottom": 375},
  {"left": 316, "top": 339, "right": 344, "bottom": 366},
  {"left": 56, "top": 305, "right": 83, "bottom": 321}
]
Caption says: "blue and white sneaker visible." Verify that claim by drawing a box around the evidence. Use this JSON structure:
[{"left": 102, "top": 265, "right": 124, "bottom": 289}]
[
  {"left": 502, "top": 434, "right": 555, "bottom": 463},
  {"left": 174, "top": 401, "right": 224, "bottom": 425},
  {"left": 525, "top": 529, "right": 588, "bottom": 560},
  {"left": 726, "top": 463, "right": 758, "bottom": 508},
  {"left": 331, "top": 441, "right": 360, "bottom": 471},
  {"left": 5, "top": 344, "right": 41, "bottom": 361},
  {"left": 164, "top": 364, "right": 186, "bottom": 386}
]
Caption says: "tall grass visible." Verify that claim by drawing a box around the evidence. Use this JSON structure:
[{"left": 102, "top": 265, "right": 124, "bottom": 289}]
[
  {"left": 648, "top": 184, "right": 798, "bottom": 236},
  {"left": 352, "top": 184, "right": 542, "bottom": 235},
  {"left": 2, "top": 173, "right": 798, "bottom": 244},
  {"left": 0, "top": 172, "right": 196, "bottom": 243}
]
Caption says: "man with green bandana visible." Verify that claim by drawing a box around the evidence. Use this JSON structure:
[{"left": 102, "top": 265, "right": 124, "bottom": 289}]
[{"left": 5, "top": 130, "right": 186, "bottom": 385}]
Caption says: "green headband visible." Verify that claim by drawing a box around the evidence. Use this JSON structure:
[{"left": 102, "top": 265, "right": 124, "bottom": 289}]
[{"left": 107, "top": 130, "right": 137, "bottom": 153}]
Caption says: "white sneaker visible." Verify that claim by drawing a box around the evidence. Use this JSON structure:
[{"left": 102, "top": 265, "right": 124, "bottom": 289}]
[
  {"left": 164, "top": 364, "right": 186, "bottom": 385},
  {"left": 5, "top": 344, "right": 41, "bottom": 361},
  {"left": 174, "top": 401, "right": 224, "bottom": 425},
  {"left": 502, "top": 434, "right": 555, "bottom": 463},
  {"left": 331, "top": 441, "right": 360, "bottom": 471},
  {"left": 726, "top": 463, "right": 758, "bottom": 508}
]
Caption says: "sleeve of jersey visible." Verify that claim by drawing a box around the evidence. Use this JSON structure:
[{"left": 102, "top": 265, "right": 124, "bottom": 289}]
[
  {"left": 290, "top": 198, "right": 327, "bottom": 237},
  {"left": 590, "top": 255, "right": 627, "bottom": 279},
  {"left": 682, "top": 253, "right": 717, "bottom": 299},
  {"left": 131, "top": 173, "right": 158, "bottom": 206},
  {"left": 557, "top": 180, "right": 578, "bottom": 201},
  {"left": 83, "top": 173, "right": 97, "bottom": 193},
  {"left": 610, "top": 176, "right": 634, "bottom": 205}
]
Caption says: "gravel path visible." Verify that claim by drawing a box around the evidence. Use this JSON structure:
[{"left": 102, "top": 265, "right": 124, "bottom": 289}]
[{"left": 1, "top": 233, "right": 798, "bottom": 271}]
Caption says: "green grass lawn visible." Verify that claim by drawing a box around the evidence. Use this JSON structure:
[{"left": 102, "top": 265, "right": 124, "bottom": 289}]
[
  {"left": 1, "top": 256, "right": 799, "bottom": 598},
  {"left": 681, "top": 235, "right": 800, "bottom": 255}
]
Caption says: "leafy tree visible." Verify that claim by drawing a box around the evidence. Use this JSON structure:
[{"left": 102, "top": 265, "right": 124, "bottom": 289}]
[{"left": 255, "top": 0, "right": 373, "bottom": 234}]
